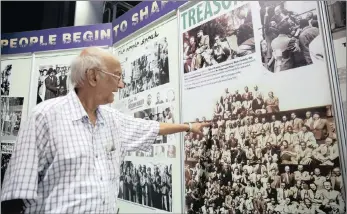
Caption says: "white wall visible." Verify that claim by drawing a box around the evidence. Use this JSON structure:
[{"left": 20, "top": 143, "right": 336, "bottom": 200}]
[{"left": 74, "top": 1, "right": 104, "bottom": 26}]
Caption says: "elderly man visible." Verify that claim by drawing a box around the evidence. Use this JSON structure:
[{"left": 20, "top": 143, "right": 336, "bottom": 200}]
[{"left": 1, "top": 47, "right": 209, "bottom": 214}]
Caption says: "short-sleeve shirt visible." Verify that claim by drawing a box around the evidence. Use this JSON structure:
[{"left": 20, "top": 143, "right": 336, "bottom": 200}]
[{"left": 1, "top": 90, "right": 159, "bottom": 213}]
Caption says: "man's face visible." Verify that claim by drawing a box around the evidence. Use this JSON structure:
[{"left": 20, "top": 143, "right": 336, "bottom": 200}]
[
  {"left": 291, "top": 113, "right": 296, "bottom": 120},
  {"left": 147, "top": 95, "right": 152, "bottom": 104},
  {"left": 282, "top": 116, "right": 287, "bottom": 122},
  {"left": 96, "top": 59, "right": 123, "bottom": 104},
  {"left": 325, "top": 138, "right": 333, "bottom": 146},
  {"left": 324, "top": 182, "right": 331, "bottom": 191},
  {"left": 306, "top": 112, "right": 311, "bottom": 118},
  {"left": 314, "top": 168, "right": 320, "bottom": 176},
  {"left": 268, "top": 92, "right": 273, "bottom": 97},
  {"left": 197, "top": 31, "right": 202, "bottom": 38}
]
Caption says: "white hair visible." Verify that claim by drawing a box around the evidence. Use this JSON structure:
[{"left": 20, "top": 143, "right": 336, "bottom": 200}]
[{"left": 70, "top": 47, "right": 109, "bottom": 87}]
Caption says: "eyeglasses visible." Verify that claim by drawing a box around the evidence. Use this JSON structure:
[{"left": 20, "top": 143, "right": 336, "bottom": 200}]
[{"left": 98, "top": 69, "right": 122, "bottom": 80}]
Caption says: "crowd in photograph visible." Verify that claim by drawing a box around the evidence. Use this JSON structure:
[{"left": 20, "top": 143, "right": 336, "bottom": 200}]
[
  {"left": 212, "top": 85, "right": 280, "bottom": 120},
  {"left": 120, "top": 37, "right": 169, "bottom": 99},
  {"left": 1, "top": 64, "right": 12, "bottom": 96},
  {"left": 184, "top": 87, "right": 344, "bottom": 214},
  {"left": 259, "top": 1, "right": 321, "bottom": 72},
  {"left": 118, "top": 161, "right": 173, "bottom": 212},
  {"left": 37, "top": 65, "right": 70, "bottom": 104},
  {"left": 183, "top": 4, "right": 255, "bottom": 73}
]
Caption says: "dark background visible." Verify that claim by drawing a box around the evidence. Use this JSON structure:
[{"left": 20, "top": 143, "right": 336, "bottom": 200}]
[{"left": 1, "top": 1, "right": 141, "bottom": 34}]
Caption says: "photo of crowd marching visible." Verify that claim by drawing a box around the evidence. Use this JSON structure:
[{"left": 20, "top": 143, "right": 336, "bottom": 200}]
[
  {"left": 184, "top": 86, "right": 345, "bottom": 213},
  {"left": 118, "top": 161, "right": 173, "bottom": 212},
  {"left": 183, "top": 3, "right": 255, "bottom": 74},
  {"left": 259, "top": 1, "right": 323, "bottom": 73}
]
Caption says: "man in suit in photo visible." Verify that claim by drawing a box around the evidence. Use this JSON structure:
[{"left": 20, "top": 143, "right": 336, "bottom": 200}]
[
  {"left": 44, "top": 68, "right": 58, "bottom": 100},
  {"left": 290, "top": 112, "right": 304, "bottom": 133},
  {"left": 196, "top": 29, "right": 210, "bottom": 68},
  {"left": 281, "top": 166, "right": 295, "bottom": 188}
]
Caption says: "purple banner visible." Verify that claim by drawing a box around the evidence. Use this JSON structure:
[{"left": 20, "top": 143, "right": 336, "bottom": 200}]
[
  {"left": 1, "top": 23, "right": 113, "bottom": 55},
  {"left": 112, "top": 1, "right": 186, "bottom": 44}
]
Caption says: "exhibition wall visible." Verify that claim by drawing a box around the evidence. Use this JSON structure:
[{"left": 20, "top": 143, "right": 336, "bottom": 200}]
[{"left": 1, "top": 1, "right": 346, "bottom": 214}]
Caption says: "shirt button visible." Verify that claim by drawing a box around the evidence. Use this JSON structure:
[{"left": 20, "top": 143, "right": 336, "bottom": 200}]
[
  {"left": 95, "top": 154, "right": 98, "bottom": 158},
  {"left": 103, "top": 200, "right": 105, "bottom": 205},
  {"left": 100, "top": 177, "right": 103, "bottom": 181}
]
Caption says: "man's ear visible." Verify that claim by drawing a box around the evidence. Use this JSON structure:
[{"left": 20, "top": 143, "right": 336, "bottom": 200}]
[{"left": 86, "top": 69, "right": 98, "bottom": 86}]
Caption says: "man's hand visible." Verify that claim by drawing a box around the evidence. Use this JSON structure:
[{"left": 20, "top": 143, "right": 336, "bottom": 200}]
[{"left": 190, "top": 122, "right": 211, "bottom": 135}]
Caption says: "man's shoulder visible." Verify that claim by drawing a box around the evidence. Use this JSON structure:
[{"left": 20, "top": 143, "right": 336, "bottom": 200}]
[{"left": 31, "top": 96, "right": 68, "bottom": 118}]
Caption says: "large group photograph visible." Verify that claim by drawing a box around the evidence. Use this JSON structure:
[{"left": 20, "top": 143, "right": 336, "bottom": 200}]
[
  {"left": 183, "top": 3, "right": 255, "bottom": 74},
  {"left": 185, "top": 96, "right": 345, "bottom": 214},
  {"left": 119, "top": 37, "right": 170, "bottom": 99},
  {"left": 134, "top": 104, "right": 175, "bottom": 144},
  {"left": 36, "top": 64, "right": 71, "bottom": 104},
  {"left": 1, "top": 97, "right": 24, "bottom": 139},
  {"left": 259, "top": 1, "right": 323, "bottom": 73},
  {"left": 118, "top": 160, "right": 173, "bottom": 212},
  {"left": 1, "top": 64, "right": 12, "bottom": 96}
]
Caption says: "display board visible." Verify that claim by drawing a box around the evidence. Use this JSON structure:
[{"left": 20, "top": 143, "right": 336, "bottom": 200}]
[
  {"left": 0, "top": 2, "right": 346, "bottom": 214},
  {"left": 180, "top": 1, "right": 346, "bottom": 213},
  {"left": 112, "top": 16, "right": 181, "bottom": 213},
  {"left": 1, "top": 55, "right": 32, "bottom": 186}
]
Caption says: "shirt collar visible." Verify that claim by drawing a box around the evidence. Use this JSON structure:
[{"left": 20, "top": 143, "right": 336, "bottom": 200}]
[{"left": 67, "top": 89, "right": 105, "bottom": 125}]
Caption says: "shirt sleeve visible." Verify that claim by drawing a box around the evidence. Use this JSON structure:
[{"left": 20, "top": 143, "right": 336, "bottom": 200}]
[
  {"left": 118, "top": 112, "right": 159, "bottom": 152},
  {"left": 1, "top": 111, "right": 47, "bottom": 202}
]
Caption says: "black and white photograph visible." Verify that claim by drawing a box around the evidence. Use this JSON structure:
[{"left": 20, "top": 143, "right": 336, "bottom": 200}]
[
  {"left": 135, "top": 146, "right": 154, "bottom": 157},
  {"left": 1, "top": 97, "right": 24, "bottom": 138},
  {"left": 119, "top": 37, "right": 170, "bottom": 99},
  {"left": 183, "top": 3, "right": 255, "bottom": 74},
  {"left": 37, "top": 64, "right": 71, "bottom": 104},
  {"left": 118, "top": 160, "right": 173, "bottom": 212},
  {"left": 1, "top": 64, "right": 12, "bottom": 96},
  {"left": 1, "top": 141, "right": 14, "bottom": 186},
  {"left": 167, "top": 145, "right": 176, "bottom": 158},
  {"left": 259, "top": 1, "right": 323, "bottom": 73},
  {"left": 134, "top": 105, "right": 175, "bottom": 144},
  {"left": 184, "top": 99, "right": 345, "bottom": 213}
]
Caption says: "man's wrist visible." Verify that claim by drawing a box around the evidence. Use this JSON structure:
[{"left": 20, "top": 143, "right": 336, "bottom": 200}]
[{"left": 185, "top": 123, "right": 192, "bottom": 132}]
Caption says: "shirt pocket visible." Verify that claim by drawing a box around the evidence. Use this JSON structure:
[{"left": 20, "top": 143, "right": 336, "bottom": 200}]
[{"left": 106, "top": 150, "right": 118, "bottom": 181}]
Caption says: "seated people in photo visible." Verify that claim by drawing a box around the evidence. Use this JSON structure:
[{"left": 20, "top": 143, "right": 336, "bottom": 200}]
[
  {"left": 265, "top": 91, "right": 279, "bottom": 113},
  {"left": 195, "top": 29, "right": 210, "bottom": 69},
  {"left": 236, "top": 24, "right": 255, "bottom": 57},
  {"left": 312, "top": 137, "right": 339, "bottom": 166},
  {"left": 211, "top": 35, "right": 234, "bottom": 64}
]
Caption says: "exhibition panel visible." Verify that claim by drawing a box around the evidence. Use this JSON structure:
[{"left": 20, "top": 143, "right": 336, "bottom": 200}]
[
  {"left": 0, "top": 1, "right": 346, "bottom": 214},
  {"left": 1, "top": 55, "right": 32, "bottom": 186},
  {"left": 179, "top": 1, "right": 346, "bottom": 213},
  {"left": 112, "top": 16, "right": 181, "bottom": 213}
]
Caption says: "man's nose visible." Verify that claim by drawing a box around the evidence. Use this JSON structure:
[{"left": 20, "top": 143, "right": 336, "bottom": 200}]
[{"left": 118, "top": 80, "right": 125, "bottom": 89}]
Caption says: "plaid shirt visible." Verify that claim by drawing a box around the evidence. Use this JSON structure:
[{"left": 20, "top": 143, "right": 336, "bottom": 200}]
[{"left": 1, "top": 90, "right": 159, "bottom": 213}]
